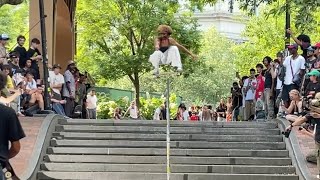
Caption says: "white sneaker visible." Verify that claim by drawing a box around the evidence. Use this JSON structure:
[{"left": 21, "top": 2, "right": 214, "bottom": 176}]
[
  {"left": 317, "top": 175, "right": 320, "bottom": 179},
  {"left": 152, "top": 68, "right": 159, "bottom": 77},
  {"left": 176, "top": 67, "right": 183, "bottom": 72}
]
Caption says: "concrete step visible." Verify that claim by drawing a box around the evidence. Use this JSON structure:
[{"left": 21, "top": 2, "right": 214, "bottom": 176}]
[
  {"left": 53, "top": 132, "right": 283, "bottom": 142},
  {"left": 59, "top": 119, "right": 278, "bottom": 128},
  {"left": 44, "top": 155, "right": 292, "bottom": 165},
  {"left": 56, "top": 125, "right": 280, "bottom": 135},
  {"left": 47, "top": 147, "right": 289, "bottom": 157},
  {"left": 37, "top": 172, "right": 299, "bottom": 180},
  {"left": 50, "top": 139, "right": 286, "bottom": 150},
  {"left": 41, "top": 163, "right": 296, "bottom": 174}
]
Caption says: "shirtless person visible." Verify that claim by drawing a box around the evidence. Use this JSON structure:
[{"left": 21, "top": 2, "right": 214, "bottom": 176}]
[{"left": 149, "top": 25, "right": 197, "bottom": 76}]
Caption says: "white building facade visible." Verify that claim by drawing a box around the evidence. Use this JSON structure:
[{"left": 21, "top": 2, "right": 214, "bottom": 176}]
[{"left": 189, "top": 0, "right": 248, "bottom": 43}]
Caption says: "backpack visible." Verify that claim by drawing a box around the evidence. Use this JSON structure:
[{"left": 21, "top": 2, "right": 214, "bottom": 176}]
[{"left": 277, "top": 65, "right": 286, "bottom": 82}]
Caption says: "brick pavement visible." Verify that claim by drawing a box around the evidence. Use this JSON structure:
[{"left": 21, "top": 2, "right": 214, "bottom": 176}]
[
  {"left": 294, "top": 127, "right": 318, "bottom": 176},
  {"left": 11, "top": 117, "right": 44, "bottom": 177}
]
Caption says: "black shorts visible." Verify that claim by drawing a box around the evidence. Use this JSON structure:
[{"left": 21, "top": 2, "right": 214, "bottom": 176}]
[{"left": 281, "top": 84, "right": 298, "bottom": 102}]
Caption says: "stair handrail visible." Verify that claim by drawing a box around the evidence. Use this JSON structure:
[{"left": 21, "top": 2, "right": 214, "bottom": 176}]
[
  {"left": 276, "top": 118, "right": 313, "bottom": 180},
  {"left": 20, "top": 114, "right": 64, "bottom": 180}
]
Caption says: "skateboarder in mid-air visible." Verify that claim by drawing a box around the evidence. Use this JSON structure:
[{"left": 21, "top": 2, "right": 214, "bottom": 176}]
[{"left": 149, "top": 25, "right": 197, "bottom": 76}]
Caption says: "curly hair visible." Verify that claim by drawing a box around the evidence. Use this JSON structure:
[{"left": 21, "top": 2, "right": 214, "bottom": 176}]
[{"left": 157, "top": 25, "right": 173, "bottom": 35}]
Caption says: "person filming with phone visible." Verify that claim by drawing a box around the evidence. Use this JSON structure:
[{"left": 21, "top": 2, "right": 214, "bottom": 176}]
[{"left": 285, "top": 92, "right": 320, "bottom": 179}]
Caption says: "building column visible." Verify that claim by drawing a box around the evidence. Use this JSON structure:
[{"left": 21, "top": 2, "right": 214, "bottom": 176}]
[{"left": 29, "top": 0, "right": 75, "bottom": 76}]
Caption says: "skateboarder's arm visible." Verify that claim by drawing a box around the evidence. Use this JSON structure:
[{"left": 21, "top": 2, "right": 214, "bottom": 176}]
[
  {"left": 154, "top": 38, "right": 160, "bottom": 50},
  {"left": 169, "top": 38, "right": 196, "bottom": 59}
]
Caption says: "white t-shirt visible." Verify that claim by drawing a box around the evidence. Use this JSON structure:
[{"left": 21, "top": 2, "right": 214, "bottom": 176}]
[
  {"left": 153, "top": 108, "right": 161, "bottom": 120},
  {"left": 86, "top": 95, "right": 97, "bottom": 109},
  {"left": 129, "top": 105, "right": 138, "bottom": 119},
  {"left": 49, "top": 72, "right": 65, "bottom": 94},
  {"left": 275, "top": 65, "right": 283, "bottom": 90},
  {"left": 182, "top": 110, "right": 189, "bottom": 121},
  {"left": 243, "top": 78, "right": 257, "bottom": 101},
  {"left": 26, "top": 79, "right": 37, "bottom": 90},
  {"left": 283, "top": 55, "right": 305, "bottom": 85}
]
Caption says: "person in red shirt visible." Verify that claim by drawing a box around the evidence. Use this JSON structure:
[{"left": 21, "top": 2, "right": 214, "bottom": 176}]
[
  {"left": 255, "top": 63, "right": 265, "bottom": 100},
  {"left": 190, "top": 112, "right": 199, "bottom": 121}
]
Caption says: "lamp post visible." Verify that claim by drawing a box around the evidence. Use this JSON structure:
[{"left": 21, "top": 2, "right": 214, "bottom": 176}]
[
  {"left": 285, "top": 0, "right": 290, "bottom": 49},
  {"left": 39, "top": 0, "right": 51, "bottom": 110}
]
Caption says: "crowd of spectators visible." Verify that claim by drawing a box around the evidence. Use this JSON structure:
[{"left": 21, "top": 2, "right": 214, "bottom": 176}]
[{"left": 0, "top": 34, "right": 96, "bottom": 118}]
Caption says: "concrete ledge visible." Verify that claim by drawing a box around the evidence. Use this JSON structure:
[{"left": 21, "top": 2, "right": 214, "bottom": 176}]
[
  {"left": 20, "top": 114, "right": 65, "bottom": 180},
  {"left": 276, "top": 118, "right": 313, "bottom": 180}
]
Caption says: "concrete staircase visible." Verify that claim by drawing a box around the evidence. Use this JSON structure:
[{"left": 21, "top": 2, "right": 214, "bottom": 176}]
[{"left": 37, "top": 119, "right": 299, "bottom": 180}]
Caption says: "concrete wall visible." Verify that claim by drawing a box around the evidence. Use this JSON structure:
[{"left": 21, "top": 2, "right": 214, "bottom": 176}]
[{"left": 29, "top": 0, "right": 74, "bottom": 77}]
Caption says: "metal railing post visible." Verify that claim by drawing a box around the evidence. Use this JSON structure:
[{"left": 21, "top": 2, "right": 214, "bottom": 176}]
[{"left": 166, "top": 78, "right": 171, "bottom": 180}]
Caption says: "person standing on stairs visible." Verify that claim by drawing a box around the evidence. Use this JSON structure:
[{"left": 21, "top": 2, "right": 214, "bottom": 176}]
[
  {"left": 149, "top": 24, "right": 197, "bottom": 76},
  {"left": 86, "top": 89, "right": 98, "bottom": 119}
]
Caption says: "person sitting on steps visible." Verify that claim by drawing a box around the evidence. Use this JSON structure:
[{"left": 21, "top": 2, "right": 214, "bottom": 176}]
[{"left": 149, "top": 24, "right": 197, "bottom": 76}]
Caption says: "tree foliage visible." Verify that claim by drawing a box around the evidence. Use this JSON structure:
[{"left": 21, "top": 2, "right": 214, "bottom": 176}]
[
  {"left": 0, "top": 0, "right": 23, "bottom": 7},
  {"left": 232, "top": 3, "right": 320, "bottom": 77},
  {"left": 0, "top": 2, "right": 29, "bottom": 48},
  {"left": 76, "top": 0, "right": 201, "bottom": 107}
]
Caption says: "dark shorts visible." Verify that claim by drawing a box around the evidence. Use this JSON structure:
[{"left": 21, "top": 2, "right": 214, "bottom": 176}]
[{"left": 281, "top": 84, "right": 298, "bottom": 102}]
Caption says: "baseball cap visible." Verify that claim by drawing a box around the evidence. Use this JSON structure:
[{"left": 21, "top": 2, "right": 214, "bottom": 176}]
[
  {"left": 308, "top": 70, "right": 320, "bottom": 77},
  {"left": 9, "top": 51, "right": 19, "bottom": 58},
  {"left": 52, "top": 64, "right": 62, "bottom": 69},
  {"left": 314, "top": 42, "right": 320, "bottom": 48},
  {"left": 67, "top": 60, "right": 76, "bottom": 65},
  {"left": 0, "top": 34, "right": 10, "bottom": 40},
  {"left": 288, "top": 44, "right": 298, "bottom": 49}
]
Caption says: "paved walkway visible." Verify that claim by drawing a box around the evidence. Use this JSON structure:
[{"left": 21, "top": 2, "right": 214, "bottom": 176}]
[
  {"left": 294, "top": 127, "right": 318, "bottom": 177},
  {"left": 11, "top": 117, "right": 44, "bottom": 177}
]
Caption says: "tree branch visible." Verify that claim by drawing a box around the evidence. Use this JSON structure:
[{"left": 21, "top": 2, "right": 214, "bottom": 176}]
[
  {"left": 128, "top": 74, "right": 135, "bottom": 82},
  {"left": 0, "top": 0, "right": 23, "bottom": 7}
]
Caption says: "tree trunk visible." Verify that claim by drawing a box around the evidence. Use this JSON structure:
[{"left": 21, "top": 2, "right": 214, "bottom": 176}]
[
  {"left": 0, "top": 0, "right": 23, "bottom": 7},
  {"left": 133, "top": 72, "right": 140, "bottom": 108}
]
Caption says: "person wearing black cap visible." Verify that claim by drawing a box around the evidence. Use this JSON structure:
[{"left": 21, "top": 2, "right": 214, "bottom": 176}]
[
  {"left": 8, "top": 51, "right": 22, "bottom": 77},
  {"left": 62, "top": 60, "right": 77, "bottom": 117},
  {"left": 13, "top": 35, "right": 27, "bottom": 69}
]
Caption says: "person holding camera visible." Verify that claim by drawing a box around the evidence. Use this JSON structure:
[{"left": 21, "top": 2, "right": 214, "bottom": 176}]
[
  {"left": 231, "top": 82, "right": 242, "bottom": 121},
  {"left": 285, "top": 104, "right": 320, "bottom": 179},
  {"left": 243, "top": 69, "right": 257, "bottom": 121}
]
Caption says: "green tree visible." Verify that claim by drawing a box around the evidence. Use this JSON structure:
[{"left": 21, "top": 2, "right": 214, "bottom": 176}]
[
  {"left": 0, "top": 2, "right": 29, "bottom": 48},
  {"left": 76, "top": 0, "right": 201, "bottom": 107},
  {"left": 0, "top": 0, "right": 23, "bottom": 7},
  {"left": 137, "top": 28, "right": 237, "bottom": 105},
  {"left": 232, "top": 3, "right": 320, "bottom": 77},
  {"left": 172, "top": 28, "right": 237, "bottom": 104}
]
